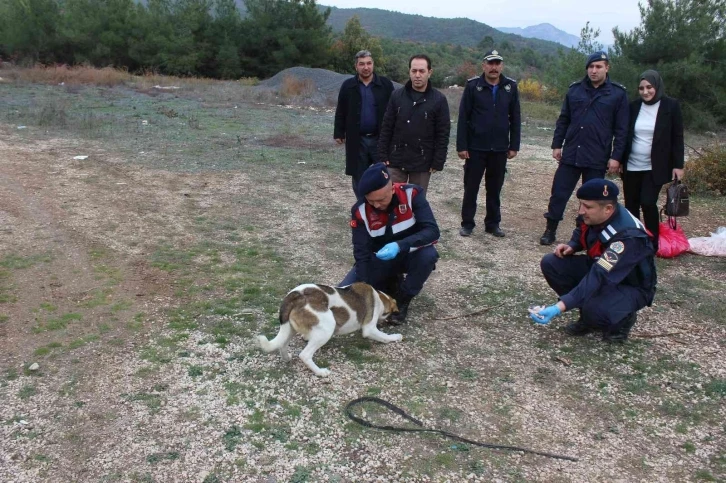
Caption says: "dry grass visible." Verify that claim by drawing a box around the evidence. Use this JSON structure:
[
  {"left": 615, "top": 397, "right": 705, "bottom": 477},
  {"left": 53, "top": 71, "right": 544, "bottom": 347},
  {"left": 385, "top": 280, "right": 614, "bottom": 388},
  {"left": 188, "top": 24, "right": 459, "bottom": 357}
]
[
  {"left": 5, "top": 65, "right": 133, "bottom": 87},
  {"left": 279, "top": 75, "right": 315, "bottom": 99}
]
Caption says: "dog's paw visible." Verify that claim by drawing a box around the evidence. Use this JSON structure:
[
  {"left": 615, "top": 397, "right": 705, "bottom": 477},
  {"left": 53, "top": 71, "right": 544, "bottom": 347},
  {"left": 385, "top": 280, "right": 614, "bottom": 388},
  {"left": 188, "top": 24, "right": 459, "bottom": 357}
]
[
  {"left": 315, "top": 368, "right": 331, "bottom": 377},
  {"left": 391, "top": 334, "right": 403, "bottom": 342}
]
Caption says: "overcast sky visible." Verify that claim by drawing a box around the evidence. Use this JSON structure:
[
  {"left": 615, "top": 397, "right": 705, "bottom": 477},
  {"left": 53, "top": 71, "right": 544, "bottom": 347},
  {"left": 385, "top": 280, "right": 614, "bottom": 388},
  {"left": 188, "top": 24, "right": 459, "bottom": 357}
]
[{"left": 323, "top": 0, "right": 643, "bottom": 44}]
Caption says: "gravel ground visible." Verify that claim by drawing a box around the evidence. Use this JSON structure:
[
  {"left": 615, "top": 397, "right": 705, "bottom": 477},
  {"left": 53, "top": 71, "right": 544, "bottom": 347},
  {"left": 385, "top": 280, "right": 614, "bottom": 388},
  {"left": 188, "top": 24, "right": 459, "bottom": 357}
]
[{"left": 0, "top": 94, "right": 724, "bottom": 482}]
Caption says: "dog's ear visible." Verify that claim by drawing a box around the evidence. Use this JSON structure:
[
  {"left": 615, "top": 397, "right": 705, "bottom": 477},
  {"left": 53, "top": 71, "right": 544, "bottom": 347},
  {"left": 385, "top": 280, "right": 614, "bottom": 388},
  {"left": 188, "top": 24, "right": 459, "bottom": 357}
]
[{"left": 380, "top": 291, "right": 399, "bottom": 313}]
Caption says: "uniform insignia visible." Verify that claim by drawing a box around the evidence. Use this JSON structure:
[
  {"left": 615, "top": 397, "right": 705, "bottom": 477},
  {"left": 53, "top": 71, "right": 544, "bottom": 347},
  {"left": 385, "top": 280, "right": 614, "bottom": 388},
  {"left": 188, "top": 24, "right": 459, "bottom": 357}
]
[
  {"left": 603, "top": 250, "right": 619, "bottom": 264},
  {"left": 610, "top": 241, "right": 625, "bottom": 254},
  {"left": 492, "top": 50, "right": 499, "bottom": 55},
  {"left": 601, "top": 53, "right": 607, "bottom": 59},
  {"left": 382, "top": 170, "right": 389, "bottom": 179},
  {"left": 476, "top": 86, "right": 483, "bottom": 91},
  {"left": 504, "top": 84, "right": 511, "bottom": 92},
  {"left": 350, "top": 219, "right": 357, "bottom": 228},
  {"left": 597, "top": 257, "right": 614, "bottom": 272},
  {"left": 603, "top": 185, "right": 609, "bottom": 197},
  {"left": 398, "top": 204, "right": 407, "bottom": 214}
]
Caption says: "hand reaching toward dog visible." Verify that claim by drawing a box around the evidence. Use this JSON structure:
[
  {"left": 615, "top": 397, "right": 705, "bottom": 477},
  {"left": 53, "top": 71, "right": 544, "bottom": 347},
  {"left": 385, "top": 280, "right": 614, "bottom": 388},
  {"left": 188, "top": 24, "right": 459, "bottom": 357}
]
[{"left": 376, "top": 243, "right": 400, "bottom": 260}]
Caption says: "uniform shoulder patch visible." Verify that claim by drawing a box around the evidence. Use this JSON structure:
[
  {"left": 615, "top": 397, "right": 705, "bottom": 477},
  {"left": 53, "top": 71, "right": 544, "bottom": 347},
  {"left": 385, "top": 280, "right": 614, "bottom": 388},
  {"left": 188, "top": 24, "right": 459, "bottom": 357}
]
[
  {"left": 596, "top": 257, "right": 614, "bottom": 272},
  {"left": 610, "top": 241, "right": 625, "bottom": 254},
  {"left": 612, "top": 82, "right": 627, "bottom": 90},
  {"left": 467, "top": 76, "right": 479, "bottom": 83},
  {"left": 505, "top": 76, "right": 517, "bottom": 83}
]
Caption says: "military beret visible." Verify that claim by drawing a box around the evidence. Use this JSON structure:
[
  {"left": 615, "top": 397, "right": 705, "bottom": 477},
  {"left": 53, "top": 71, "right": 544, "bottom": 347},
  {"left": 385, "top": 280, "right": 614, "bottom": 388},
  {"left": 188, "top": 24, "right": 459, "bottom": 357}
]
[
  {"left": 586, "top": 51, "right": 609, "bottom": 68},
  {"left": 483, "top": 49, "right": 503, "bottom": 62},
  {"left": 576, "top": 179, "right": 619, "bottom": 201},
  {"left": 358, "top": 162, "right": 391, "bottom": 195}
]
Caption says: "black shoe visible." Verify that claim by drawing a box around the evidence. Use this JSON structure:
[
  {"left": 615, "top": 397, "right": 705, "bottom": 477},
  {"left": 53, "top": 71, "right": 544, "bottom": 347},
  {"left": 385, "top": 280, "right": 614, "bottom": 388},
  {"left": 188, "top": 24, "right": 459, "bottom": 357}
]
[
  {"left": 603, "top": 313, "right": 637, "bottom": 343},
  {"left": 540, "top": 220, "right": 558, "bottom": 245},
  {"left": 459, "top": 226, "right": 473, "bottom": 237},
  {"left": 485, "top": 226, "right": 505, "bottom": 237},
  {"left": 564, "top": 319, "right": 595, "bottom": 336},
  {"left": 390, "top": 294, "right": 413, "bottom": 325}
]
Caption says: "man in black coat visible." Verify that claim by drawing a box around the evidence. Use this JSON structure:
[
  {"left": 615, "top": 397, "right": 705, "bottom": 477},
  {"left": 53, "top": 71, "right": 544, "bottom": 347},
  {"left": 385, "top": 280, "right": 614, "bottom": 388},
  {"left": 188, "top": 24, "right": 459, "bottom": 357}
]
[
  {"left": 334, "top": 50, "right": 395, "bottom": 196},
  {"left": 377, "top": 54, "right": 451, "bottom": 194},
  {"left": 457, "top": 49, "right": 521, "bottom": 238}
]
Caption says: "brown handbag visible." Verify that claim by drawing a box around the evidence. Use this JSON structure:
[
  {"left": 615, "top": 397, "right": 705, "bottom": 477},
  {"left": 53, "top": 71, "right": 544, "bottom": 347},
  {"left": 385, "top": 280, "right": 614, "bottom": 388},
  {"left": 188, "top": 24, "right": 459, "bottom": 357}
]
[{"left": 663, "top": 179, "right": 689, "bottom": 217}]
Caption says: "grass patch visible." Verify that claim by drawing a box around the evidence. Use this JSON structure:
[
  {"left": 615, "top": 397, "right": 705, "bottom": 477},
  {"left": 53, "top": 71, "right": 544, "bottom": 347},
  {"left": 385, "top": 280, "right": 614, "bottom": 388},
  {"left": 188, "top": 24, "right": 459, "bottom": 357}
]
[
  {"left": 224, "top": 425, "right": 243, "bottom": 451},
  {"left": 0, "top": 253, "right": 52, "bottom": 269},
  {"left": 18, "top": 384, "right": 37, "bottom": 399},
  {"left": 146, "top": 451, "right": 179, "bottom": 464}
]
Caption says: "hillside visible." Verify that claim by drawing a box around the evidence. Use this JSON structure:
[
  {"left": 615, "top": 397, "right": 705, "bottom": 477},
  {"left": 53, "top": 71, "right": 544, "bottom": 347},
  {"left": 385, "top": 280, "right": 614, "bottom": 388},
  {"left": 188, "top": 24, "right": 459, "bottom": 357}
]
[
  {"left": 498, "top": 23, "right": 580, "bottom": 48},
  {"left": 324, "top": 7, "right": 564, "bottom": 56}
]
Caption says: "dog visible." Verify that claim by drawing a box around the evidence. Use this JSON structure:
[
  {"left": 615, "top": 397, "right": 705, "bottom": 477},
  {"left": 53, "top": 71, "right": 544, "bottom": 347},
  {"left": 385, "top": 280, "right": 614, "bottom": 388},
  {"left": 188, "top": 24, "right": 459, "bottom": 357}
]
[{"left": 256, "top": 282, "right": 401, "bottom": 377}]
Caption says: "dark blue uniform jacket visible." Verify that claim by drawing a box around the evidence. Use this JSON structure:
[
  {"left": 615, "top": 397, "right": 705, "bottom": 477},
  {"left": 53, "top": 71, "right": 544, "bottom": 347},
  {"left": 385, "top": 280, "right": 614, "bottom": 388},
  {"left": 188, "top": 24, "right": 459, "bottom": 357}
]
[
  {"left": 350, "top": 184, "right": 440, "bottom": 284},
  {"left": 457, "top": 74, "right": 521, "bottom": 152},
  {"left": 561, "top": 204, "right": 656, "bottom": 310},
  {"left": 551, "top": 76, "right": 629, "bottom": 169}
]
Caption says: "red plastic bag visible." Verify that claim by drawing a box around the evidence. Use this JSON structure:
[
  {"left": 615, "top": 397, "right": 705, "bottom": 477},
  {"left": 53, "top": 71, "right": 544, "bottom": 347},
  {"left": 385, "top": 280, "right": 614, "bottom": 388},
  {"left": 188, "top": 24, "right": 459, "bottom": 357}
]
[{"left": 657, "top": 218, "right": 690, "bottom": 258}]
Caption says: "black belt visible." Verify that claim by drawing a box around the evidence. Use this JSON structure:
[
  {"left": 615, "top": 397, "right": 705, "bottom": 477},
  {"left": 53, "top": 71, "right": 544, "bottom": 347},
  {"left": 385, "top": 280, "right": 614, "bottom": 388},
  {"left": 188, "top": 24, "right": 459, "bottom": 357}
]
[{"left": 362, "top": 133, "right": 378, "bottom": 137}]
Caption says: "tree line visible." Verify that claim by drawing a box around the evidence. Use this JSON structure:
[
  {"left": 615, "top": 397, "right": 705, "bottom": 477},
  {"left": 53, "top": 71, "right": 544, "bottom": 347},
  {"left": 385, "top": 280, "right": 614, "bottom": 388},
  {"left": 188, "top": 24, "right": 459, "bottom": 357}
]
[{"left": 1, "top": 0, "right": 724, "bottom": 128}]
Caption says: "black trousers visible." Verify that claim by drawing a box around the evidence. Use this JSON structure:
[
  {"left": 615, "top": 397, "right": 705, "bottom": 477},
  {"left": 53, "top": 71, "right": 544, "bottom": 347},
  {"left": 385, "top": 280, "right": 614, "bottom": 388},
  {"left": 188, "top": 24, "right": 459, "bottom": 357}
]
[
  {"left": 461, "top": 150, "right": 507, "bottom": 230},
  {"left": 351, "top": 135, "right": 380, "bottom": 197},
  {"left": 545, "top": 163, "right": 606, "bottom": 222},
  {"left": 622, "top": 170, "right": 663, "bottom": 251}
]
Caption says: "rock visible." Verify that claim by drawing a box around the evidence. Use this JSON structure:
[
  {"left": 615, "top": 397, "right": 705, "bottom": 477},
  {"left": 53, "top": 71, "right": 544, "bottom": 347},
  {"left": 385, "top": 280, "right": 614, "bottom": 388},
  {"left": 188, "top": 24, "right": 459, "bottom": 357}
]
[{"left": 29, "top": 363, "right": 40, "bottom": 371}]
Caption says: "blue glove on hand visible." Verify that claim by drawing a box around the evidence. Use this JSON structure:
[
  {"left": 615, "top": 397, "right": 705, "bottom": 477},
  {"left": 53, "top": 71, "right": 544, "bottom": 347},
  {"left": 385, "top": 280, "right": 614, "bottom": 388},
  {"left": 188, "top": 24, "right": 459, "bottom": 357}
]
[
  {"left": 529, "top": 304, "right": 561, "bottom": 325},
  {"left": 376, "top": 242, "right": 401, "bottom": 260}
]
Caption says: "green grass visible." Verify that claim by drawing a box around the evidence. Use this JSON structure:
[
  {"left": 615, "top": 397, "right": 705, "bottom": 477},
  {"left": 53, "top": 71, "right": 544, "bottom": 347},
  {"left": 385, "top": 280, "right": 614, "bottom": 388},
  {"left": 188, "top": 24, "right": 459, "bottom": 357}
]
[
  {"left": 32, "top": 312, "right": 83, "bottom": 333},
  {"left": 0, "top": 253, "right": 53, "bottom": 269},
  {"left": 18, "top": 384, "right": 37, "bottom": 399}
]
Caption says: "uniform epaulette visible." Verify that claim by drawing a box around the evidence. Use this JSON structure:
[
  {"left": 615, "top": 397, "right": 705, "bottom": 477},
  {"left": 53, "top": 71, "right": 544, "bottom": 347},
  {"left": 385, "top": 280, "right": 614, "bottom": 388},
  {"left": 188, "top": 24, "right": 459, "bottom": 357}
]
[
  {"left": 505, "top": 76, "right": 517, "bottom": 83},
  {"left": 611, "top": 82, "right": 626, "bottom": 90},
  {"left": 467, "top": 76, "right": 479, "bottom": 83},
  {"left": 569, "top": 80, "right": 579, "bottom": 88}
]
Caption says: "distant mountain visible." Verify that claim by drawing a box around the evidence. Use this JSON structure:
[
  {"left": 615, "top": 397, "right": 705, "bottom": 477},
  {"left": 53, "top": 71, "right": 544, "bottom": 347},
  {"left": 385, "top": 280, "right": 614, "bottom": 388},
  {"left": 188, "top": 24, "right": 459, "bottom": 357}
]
[
  {"left": 324, "top": 8, "right": 563, "bottom": 56},
  {"left": 497, "top": 23, "right": 580, "bottom": 48}
]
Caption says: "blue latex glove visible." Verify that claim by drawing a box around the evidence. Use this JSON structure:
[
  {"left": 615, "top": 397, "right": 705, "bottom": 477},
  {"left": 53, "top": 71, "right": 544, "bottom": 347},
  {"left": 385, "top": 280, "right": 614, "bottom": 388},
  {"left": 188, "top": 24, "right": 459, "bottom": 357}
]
[
  {"left": 376, "top": 242, "right": 401, "bottom": 260},
  {"left": 529, "top": 304, "right": 561, "bottom": 325}
]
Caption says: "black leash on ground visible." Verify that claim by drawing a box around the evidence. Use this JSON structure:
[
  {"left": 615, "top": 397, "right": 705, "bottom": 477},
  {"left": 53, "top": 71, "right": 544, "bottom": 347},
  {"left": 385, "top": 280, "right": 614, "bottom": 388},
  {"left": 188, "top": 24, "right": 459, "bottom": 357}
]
[{"left": 345, "top": 397, "right": 579, "bottom": 462}]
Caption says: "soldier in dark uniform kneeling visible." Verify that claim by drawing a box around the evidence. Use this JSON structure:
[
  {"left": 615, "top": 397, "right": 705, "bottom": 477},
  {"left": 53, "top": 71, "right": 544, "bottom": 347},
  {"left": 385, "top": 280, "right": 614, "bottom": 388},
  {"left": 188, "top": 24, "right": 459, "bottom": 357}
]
[
  {"left": 530, "top": 179, "right": 656, "bottom": 342},
  {"left": 340, "top": 162, "right": 440, "bottom": 325}
]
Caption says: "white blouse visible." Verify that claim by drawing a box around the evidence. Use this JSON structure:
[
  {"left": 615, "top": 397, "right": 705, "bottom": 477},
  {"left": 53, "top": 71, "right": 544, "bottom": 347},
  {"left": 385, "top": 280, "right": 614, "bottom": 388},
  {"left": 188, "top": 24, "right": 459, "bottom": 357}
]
[{"left": 628, "top": 101, "right": 661, "bottom": 171}]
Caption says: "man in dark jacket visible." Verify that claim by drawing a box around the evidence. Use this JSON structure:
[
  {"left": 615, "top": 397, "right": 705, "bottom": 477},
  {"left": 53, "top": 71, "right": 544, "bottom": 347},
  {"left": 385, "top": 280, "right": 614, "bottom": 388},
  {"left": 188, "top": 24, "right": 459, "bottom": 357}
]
[
  {"left": 457, "top": 49, "right": 521, "bottom": 238},
  {"left": 540, "top": 51, "right": 629, "bottom": 245},
  {"left": 334, "top": 50, "right": 395, "bottom": 196},
  {"left": 340, "top": 163, "right": 440, "bottom": 325},
  {"left": 531, "top": 179, "right": 656, "bottom": 343},
  {"left": 377, "top": 54, "right": 450, "bottom": 194}
]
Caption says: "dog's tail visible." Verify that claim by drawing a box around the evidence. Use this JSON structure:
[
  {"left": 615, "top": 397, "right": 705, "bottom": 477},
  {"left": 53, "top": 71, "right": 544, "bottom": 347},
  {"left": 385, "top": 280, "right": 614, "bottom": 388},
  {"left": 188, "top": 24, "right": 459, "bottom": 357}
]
[{"left": 256, "top": 322, "right": 292, "bottom": 353}]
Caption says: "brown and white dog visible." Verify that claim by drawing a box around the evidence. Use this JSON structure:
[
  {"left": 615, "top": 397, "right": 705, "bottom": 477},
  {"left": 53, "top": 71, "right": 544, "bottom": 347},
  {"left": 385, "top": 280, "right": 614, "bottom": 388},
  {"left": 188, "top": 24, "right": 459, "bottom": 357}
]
[{"left": 256, "top": 282, "right": 401, "bottom": 377}]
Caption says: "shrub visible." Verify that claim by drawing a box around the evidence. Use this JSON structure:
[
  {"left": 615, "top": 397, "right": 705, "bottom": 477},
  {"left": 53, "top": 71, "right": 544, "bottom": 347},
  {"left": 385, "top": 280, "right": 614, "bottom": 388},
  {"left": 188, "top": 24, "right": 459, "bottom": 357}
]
[
  {"left": 518, "top": 78, "right": 543, "bottom": 102},
  {"left": 685, "top": 144, "right": 726, "bottom": 196},
  {"left": 279, "top": 75, "right": 315, "bottom": 99}
]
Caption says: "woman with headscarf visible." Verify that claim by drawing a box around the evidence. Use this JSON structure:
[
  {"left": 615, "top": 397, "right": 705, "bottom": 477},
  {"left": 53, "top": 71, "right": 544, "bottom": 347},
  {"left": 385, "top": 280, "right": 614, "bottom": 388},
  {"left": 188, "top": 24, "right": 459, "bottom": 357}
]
[{"left": 621, "top": 70, "right": 685, "bottom": 251}]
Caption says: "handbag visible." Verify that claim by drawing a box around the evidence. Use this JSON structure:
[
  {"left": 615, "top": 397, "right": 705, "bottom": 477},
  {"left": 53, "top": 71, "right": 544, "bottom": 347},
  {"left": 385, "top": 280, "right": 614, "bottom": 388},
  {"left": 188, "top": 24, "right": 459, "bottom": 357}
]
[{"left": 663, "top": 179, "right": 689, "bottom": 217}]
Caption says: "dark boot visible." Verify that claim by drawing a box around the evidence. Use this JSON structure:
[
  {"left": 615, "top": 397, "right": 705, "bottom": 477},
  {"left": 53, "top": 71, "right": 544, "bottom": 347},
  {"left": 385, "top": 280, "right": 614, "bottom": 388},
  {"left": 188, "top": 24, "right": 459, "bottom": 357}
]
[
  {"left": 564, "top": 317, "right": 595, "bottom": 336},
  {"left": 390, "top": 294, "right": 413, "bottom": 325},
  {"left": 540, "top": 219, "right": 558, "bottom": 245},
  {"left": 603, "top": 313, "right": 637, "bottom": 343}
]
